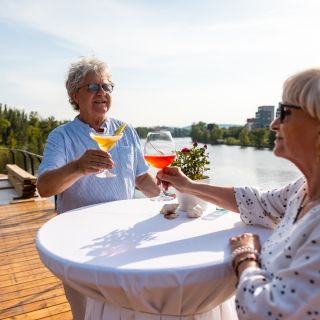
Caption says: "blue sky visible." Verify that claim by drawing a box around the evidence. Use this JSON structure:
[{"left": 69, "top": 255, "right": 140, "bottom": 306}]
[{"left": 1, "top": 0, "right": 320, "bottom": 127}]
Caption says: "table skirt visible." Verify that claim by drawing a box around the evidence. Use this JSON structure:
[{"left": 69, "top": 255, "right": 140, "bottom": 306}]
[{"left": 85, "top": 296, "right": 238, "bottom": 320}]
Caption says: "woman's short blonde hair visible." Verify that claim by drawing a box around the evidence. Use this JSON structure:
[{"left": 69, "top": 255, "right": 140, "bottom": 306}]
[
  {"left": 65, "top": 57, "right": 114, "bottom": 111},
  {"left": 282, "top": 68, "right": 320, "bottom": 120}
]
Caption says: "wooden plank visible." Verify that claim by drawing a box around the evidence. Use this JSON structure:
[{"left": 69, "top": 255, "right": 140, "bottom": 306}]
[
  {"left": 0, "top": 276, "right": 59, "bottom": 295},
  {"left": 1, "top": 303, "right": 72, "bottom": 320},
  {"left": 6, "top": 165, "right": 37, "bottom": 198},
  {"left": 0, "top": 282, "right": 63, "bottom": 303},
  {"left": 0, "top": 267, "right": 56, "bottom": 288},
  {"left": 5, "top": 165, "right": 36, "bottom": 182},
  {"left": 0, "top": 285, "right": 66, "bottom": 310},
  {"left": 0, "top": 198, "right": 71, "bottom": 319},
  {"left": 0, "top": 295, "right": 69, "bottom": 319}
]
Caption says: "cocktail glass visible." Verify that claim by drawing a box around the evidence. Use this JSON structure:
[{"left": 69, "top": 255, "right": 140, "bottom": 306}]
[
  {"left": 90, "top": 131, "right": 123, "bottom": 178},
  {"left": 144, "top": 131, "right": 176, "bottom": 201}
]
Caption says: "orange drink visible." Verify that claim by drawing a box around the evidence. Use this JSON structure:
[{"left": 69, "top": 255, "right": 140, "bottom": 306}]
[
  {"left": 143, "top": 131, "right": 176, "bottom": 201},
  {"left": 144, "top": 154, "right": 176, "bottom": 169}
]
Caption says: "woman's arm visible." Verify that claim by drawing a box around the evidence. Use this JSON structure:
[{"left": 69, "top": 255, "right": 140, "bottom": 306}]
[
  {"left": 157, "top": 167, "right": 239, "bottom": 212},
  {"left": 184, "top": 181, "right": 239, "bottom": 212}
]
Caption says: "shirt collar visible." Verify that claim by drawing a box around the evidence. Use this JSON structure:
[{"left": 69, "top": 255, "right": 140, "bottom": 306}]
[{"left": 74, "top": 116, "right": 110, "bottom": 132}]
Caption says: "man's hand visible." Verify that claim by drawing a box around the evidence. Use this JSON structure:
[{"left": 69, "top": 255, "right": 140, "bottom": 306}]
[{"left": 76, "top": 149, "right": 114, "bottom": 176}]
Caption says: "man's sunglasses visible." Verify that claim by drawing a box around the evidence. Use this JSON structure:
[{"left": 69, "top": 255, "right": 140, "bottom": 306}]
[
  {"left": 278, "top": 102, "right": 301, "bottom": 123},
  {"left": 77, "top": 83, "right": 114, "bottom": 94}
]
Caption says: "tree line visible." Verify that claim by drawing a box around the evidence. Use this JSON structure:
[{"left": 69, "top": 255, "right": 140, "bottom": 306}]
[
  {"left": 0, "top": 104, "right": 275, "bottom": 156},
  {"left": 0, "top": 104, "right": 67, "bottom": 155},
  {"left": 190, "top": 122, "right": 275, "bottom": 148}
]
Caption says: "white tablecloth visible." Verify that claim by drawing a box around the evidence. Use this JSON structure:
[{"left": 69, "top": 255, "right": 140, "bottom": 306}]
[{"left": 36, "top": 199, "right": 271, "bottom": 320}]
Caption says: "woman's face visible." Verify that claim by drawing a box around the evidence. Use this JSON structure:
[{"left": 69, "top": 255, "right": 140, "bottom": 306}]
[
  {"left": 72, "top": 71, "right": 112, "bottom": 126},
  {"left": 270, "top": 103, "right": 320, "bottom": 169}
]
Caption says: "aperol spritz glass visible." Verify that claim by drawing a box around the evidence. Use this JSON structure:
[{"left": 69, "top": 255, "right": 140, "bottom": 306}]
[{"left": 144, "top": 131, "right": 176, "bottom": 201}]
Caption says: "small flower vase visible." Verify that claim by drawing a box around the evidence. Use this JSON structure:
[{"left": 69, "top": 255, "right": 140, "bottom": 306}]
[{"left": 175, "top": 177, "right": 210, "bottom": 218}]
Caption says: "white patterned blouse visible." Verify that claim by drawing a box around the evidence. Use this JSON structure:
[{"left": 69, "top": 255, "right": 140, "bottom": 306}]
[{"left": 234, "top": 177, "right": 320, "bottom": 320}]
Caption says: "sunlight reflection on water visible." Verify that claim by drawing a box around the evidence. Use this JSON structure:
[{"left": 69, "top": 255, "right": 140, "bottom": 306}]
[{"left": 141, "top": 137, "right": 301, "bottom": 190}]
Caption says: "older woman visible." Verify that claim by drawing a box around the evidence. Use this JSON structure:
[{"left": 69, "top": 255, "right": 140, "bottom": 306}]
[
  {"left": 37, "top": 57, "right": 159, "bottom": 319},
  {"left": 158, "top": 68, "right": 320, "bottom": 319}
]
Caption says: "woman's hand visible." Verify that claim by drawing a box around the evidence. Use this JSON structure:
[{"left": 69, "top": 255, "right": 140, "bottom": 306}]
[
  {"left": 229, "top": 233, "right": 261, "bottom": 278},
  {"left": 230, "top": 233, "right": 261, "bottom": 252},
  {"left": 157, "top": 166, "right": 192, "bottom": 192},
  {"left": 76, "top": 149, "right": 114, "bottom": 176}
]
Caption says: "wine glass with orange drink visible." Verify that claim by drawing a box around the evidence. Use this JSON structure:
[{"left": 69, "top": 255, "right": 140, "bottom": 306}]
[
  {"left": 89, "top": 123, "right": 126, "bottom": 178},
  {"left": 144, "top": 131, "right": 176, "bottom": 201}
]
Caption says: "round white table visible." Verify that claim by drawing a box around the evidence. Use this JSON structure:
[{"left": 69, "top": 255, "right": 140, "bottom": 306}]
[{"left": 36, "top": 198, "right": 271, "bottom": 320}]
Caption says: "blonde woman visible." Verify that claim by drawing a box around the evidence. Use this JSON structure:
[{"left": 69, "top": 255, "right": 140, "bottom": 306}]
[{"left": 158, "top": 69, "right": 320, "bottom": 319}]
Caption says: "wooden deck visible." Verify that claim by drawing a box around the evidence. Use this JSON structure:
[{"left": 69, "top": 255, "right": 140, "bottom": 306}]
[{"left": 0, "top": 189, "right": 72, "bottom": 319}]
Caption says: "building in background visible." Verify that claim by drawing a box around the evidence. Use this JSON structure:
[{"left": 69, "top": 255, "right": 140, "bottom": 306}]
[
  {"left": 254, "top": 105, "right": 275, "bottom": 128},
  {"left": 245, "top": 118, "right": 256, "bottom": 130}
]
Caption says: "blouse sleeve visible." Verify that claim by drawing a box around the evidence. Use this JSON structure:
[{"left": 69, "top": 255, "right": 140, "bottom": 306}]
[
  {"left": 234, "top": 178, "right": 305, "bottom": 229},
  {"left": 234, "top": 217, "right": 320, "bottom": 319}
]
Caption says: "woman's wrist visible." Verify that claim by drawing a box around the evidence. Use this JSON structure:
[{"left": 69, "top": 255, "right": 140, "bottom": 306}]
[
  {"left": 233, "top": 253, "right": 260, "bottom": 277},
  {"left": 231, "top": 246, "right": 261, "bottom": 278},
  {"left": 229, "top": 233, "right": 262, "bottom": 280},
  {"left": 179, "top": 178, "right": 195, "bottom": 193},
  {"left": 236, "top": 258, "right": 260, "bottom": 277}
]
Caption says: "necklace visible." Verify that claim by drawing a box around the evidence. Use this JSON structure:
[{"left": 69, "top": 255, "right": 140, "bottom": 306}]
[{"left": 294, "top": 192, "right": 308, "bottom": 223}]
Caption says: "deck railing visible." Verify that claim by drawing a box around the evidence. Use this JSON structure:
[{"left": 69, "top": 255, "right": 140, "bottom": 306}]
[{"left": 0, "top": 147, "right": 42, "bottom": 175}]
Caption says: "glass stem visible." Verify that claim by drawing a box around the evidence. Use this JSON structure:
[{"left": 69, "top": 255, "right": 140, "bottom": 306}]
[{"left": 159, "top": 181, "right": 166, "bottom": 196}]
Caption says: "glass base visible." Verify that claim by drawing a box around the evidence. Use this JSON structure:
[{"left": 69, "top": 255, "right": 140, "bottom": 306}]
[
  {"left": 150, "top": 193, "right": 175, "bottom": 201},
  {"left": 96, "top": 170, "right": 116, "bottom": 178}
]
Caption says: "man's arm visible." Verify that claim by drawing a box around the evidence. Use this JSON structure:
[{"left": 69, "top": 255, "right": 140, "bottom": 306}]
[
  {"left": 37, "top": 149, "right": 114, "bottom": 197},
  {"left": 37, "top": 160, "right": 83, "bottom": 197},
  {"left": 135, "top": 172, "right": 160, "bottom": 198}
]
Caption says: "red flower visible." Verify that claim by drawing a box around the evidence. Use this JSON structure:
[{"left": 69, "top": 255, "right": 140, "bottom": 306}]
[
  {"left": 181, "top": 148, "right": 190, "bottom": 153},
  {"left": 193, "top": 141, "right": 198, "bottom": 147},
  {"left": 204, "top": 144, "right": 207, "bottom": 149}
]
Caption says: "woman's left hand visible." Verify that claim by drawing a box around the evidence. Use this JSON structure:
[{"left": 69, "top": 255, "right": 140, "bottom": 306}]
[{"left": 230, "top": 233, "right": 261, "bottom": 252}]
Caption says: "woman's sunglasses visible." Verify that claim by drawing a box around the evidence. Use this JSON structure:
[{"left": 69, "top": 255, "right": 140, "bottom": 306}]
[
  {"left": 77, "top": 83, "right": 114, "bottom": 94},
  {"left": 278, "top": 102, "right": 301, "bottom": 123}
]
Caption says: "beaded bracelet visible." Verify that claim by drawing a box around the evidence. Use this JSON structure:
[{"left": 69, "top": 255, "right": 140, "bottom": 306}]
[
  {"left": 231, "top": 246, "right": 259, "bottom": 261},
  {"left": 233, "top": 253, "right": 260, "bottom": 277},
  {"left": 230, "top": 246, "right": 260, "bottom": 271}
]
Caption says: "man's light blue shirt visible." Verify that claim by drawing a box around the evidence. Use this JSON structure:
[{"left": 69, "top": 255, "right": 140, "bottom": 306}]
[{"left": 38, "top": 117, "right": 149, "bottom": 213}]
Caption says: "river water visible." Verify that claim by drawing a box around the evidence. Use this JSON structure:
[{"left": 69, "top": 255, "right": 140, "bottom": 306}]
[{"left": 141, "top": 137, "right": 302, "bottom": 190}]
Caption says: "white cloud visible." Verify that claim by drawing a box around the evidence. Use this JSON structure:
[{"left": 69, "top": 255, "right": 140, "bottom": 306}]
[{"left": 1, "top": 0, "right": 320, "bottom": 126}]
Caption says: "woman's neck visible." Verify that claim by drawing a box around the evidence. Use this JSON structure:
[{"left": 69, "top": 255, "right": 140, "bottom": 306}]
[
  {"left": 296, "top": 172, "right": 320, "bottom": 222},
  {"left": 304, "top": 166, "right": 320, "bottom": 201}
]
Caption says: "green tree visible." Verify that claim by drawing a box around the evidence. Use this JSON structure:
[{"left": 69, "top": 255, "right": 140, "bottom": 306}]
[
  {"left": 225, "top": 137, "right": 239, "bottom": 145},
  {"left": 209, "top": 127, "right": 223, "bottom": 144},
  {"left": 239, "top": 128, "right": 250, "bottom": 146},
  {"left": 250, "top": 129, "right": 269, "bottom": 148}
]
